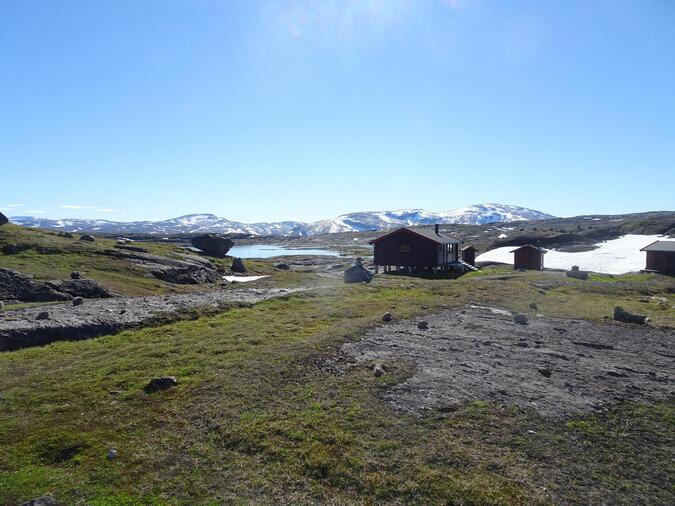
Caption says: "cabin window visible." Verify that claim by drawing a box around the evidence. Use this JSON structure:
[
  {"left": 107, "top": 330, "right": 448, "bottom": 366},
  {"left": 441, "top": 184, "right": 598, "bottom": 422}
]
[{"left": 400, "top": 244, "right": 410, "bottom": 253}]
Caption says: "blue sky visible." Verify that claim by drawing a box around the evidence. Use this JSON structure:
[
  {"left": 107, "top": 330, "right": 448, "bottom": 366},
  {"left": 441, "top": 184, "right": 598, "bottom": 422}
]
[{"left": 1, "top": 0, "right": 673, "bottom": 223}]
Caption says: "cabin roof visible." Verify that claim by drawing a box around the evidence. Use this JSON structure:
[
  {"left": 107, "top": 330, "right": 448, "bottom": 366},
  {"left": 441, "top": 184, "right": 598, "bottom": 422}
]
[
  {"left": 510, "top": 244, "right": 547, "bottom": 254},
  {"left": 640, "top": 240, "right": 675, "bottom": 252},
  {"left": 369, "top": 226, "right": 460, "bottom": 245}
]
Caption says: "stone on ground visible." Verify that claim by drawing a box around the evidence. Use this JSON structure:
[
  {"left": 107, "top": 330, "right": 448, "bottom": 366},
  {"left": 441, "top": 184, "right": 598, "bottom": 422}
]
[
  {"left": 231, "top": 257, "right": 247, "bottom": 273},
  {"left": 145, "top": 376, "right": 178, "bottom": 393},
  {"left": 613, "top": 307, "right": 648, "bottom": 324},
  {"left": 21, "top": 497, "right": 57, "bottom": 506},
  {"left": 514, "top": 314, "right": 529, "bottom": 325}
]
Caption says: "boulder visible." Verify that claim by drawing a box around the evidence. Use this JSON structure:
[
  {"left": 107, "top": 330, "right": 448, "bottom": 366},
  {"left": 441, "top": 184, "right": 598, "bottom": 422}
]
[
  {"left": 537, "top": 368, "right": 552, "bottom": 378},
  {"left": 58, "top": 232, "right": 74, "bottom": 238},
  {"left": 373, "top": 364, "right": 386, "bottom": 377},
  {"left": 275, "top": 263, "right": 291, "bottom": 270},
  {"left": 0, "top": 211, "right": 8, "bottom": 226},
  {"left": 514, "top": 314, "right": 529, "bottom": 325},
  {"left": 529, "top": 302, "right": 538, "bottom": 310},
  {"left": 0, "top": 268, "right": 72, "bottom": 302},
  {"left": 36, "top": 311, "right": 50, "bottom": 320},
  {"left": 191, "top": 234, "right": 234, "bottom": 258},
  {"left": 107, "top": 448, "right": 119, "bottom": 460},
  {"left": 79, "top": 234, "right": 96, "bottom": 242},
  {"left": 343, "top": 258, "right": 374, "bottom": 284},
  {"left": 72, "top": 297, "right": 84, "bottom": 306},
  {"left": 145, "top": 376, "right": 178, "bottom": 393},
  {"left": 231, "top": 257, "right": 247, "bottom": 273},
  {"left": 46, "top": 279, "right": 113, "bottom": 299},
  {"left": 21, "top": 497, "right": 57, "bottom": 506},
  {"left": 70, "top": 271, "right": 85, "bottom": 280},
  {"left": 613, "top": 307, "right": 648, "bottom": 325},
  {"left": 417, "top": 320, "right": 429, "bottom": 330},
  {"left": 382, "top": 312, "right": 392, "bottom": 322}
]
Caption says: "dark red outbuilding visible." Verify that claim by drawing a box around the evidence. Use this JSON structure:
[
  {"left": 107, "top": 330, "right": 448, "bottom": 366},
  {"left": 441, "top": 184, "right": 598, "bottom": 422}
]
[
  {"left": 511, "top": 244, "right": 546, "bottom": 270},
  {"left": 640, "top": 240, "right": 675, "bottom": 275},
  {"left": 369, "top": 226, "right": 460, "bottom": 273}
]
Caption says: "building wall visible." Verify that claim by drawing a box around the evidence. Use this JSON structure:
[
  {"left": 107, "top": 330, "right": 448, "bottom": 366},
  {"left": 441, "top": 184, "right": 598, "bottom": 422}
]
[
  {"left": 462, "top": 249, "right": 476, "bottom": 266},
  {"left": 373, "top": 230, "right": 439, "bottom": 267},
  {"left": 513, "top": 248, "right": 543, "bottom": 270},
  {"left": 646, "top": 251, "right": 675, "bottom": 275}
]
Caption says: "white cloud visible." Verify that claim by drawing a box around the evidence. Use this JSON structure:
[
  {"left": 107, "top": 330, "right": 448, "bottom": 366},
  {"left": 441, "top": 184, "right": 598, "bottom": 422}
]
[
  {"left": 60, "top": 204, "right": 95, "bottom": 210},
  {"left": 96, "top": 208, "right": 119, "bottom": 213},
  {"left": 272, "top": 0, "right": 469, "bottom": 40},
  {"left": 5, "top": 203, "right": 23, "bottom": 208}
]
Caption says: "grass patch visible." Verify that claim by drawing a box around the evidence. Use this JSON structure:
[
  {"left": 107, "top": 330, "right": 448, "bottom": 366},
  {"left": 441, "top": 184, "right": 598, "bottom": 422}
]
[{"left": 0, "top": 254, "right": 673, "bottom": 504}]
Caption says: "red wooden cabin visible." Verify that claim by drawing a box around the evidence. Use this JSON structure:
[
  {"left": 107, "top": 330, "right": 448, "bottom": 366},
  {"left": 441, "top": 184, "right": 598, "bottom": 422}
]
[
  {"left": 370, "top": 225, "right": 460, "bottom": 273},
  {"left": 640, "top": 240, "right": 675, "bottom": 275}
]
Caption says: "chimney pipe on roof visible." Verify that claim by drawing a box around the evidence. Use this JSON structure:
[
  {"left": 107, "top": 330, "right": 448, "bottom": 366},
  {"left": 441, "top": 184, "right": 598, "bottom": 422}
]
[{"left": 435, "top": 224, "right": 439, "bottom": 235}]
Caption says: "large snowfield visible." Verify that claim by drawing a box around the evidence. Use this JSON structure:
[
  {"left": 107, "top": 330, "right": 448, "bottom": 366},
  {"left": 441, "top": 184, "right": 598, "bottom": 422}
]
[{"left": 475, "top": 235, "right": 667, "bottom": 275}]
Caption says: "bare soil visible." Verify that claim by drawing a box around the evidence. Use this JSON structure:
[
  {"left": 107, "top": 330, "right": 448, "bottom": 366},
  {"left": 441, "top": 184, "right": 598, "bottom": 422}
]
[{"left": 340, "top": 306, "right": 674, "bottom": 417}]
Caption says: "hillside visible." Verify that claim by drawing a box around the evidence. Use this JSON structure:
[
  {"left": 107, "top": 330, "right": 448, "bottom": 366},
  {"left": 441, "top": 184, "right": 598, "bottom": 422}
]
[{"left": 9, "top": 203, "right": 554, "bottom": 236}]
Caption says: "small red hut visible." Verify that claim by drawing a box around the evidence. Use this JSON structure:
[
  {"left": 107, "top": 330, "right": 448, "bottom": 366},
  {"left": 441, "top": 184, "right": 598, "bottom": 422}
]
[
  {"left": 511, "top": 244, "right": 546, "bottom": 270},
  {"left": 640, "top": 240, "right": 675, "bottom": 275}
]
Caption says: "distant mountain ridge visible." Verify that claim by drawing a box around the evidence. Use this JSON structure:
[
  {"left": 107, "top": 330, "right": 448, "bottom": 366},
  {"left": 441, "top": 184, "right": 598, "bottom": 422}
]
[{"left": 10, "top": 203, "right": 554, "bottom": 236}]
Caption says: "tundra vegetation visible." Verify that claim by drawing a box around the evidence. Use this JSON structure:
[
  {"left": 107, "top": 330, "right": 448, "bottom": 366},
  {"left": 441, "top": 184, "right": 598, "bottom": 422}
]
[{"left": 0, "top": 225, "right": 673, "bottom": 505}]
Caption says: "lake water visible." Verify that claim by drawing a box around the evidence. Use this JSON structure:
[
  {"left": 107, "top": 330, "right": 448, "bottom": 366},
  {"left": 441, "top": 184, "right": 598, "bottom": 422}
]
[{"left": 227, "top": 245, "right": 341, "bottom": 259}]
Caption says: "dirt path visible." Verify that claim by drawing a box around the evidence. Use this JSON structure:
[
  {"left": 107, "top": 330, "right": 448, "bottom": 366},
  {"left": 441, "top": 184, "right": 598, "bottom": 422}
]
[
  {"left": 0, "top": 287, "right": 302, "bottom": 351},
  {"left": 340, "top": 306, "right": 674, "bottom": 417}
]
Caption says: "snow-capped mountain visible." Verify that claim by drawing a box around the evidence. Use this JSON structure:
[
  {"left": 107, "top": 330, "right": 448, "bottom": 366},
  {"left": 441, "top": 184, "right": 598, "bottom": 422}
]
[{"left": 10, "top": 204, "right": 554, "bottom": 237}]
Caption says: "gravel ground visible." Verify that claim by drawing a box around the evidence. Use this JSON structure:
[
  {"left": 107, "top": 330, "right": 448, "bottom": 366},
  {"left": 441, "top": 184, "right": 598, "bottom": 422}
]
[
  {"left": 0, "top": 287, "right": 301, "bottom": 351},
  {"left": 341, "top": 306, "right": 674, "bottom": 417}
]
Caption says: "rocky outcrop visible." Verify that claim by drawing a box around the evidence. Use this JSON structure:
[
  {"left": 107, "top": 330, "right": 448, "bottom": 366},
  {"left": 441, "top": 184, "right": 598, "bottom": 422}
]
[
  {"left": 114, "top": 244, "right": 148, "bottom": 253},
  {"left": 0, "top": 268, "right": 72, "bottom": 303},
  {"left": 101, "top": 249, "right": 221, "bottom": 285},
  {"left": 0, "top": 287, "right": 300, "bottom": 351},
  {"left": 0, "top": 268, "right": 115, "bottom": 303},
  {"left": 0, "top": 211, "right": 8, "bottom": 226},
  {"left": 79, "top": 234, "right": 96, "bottom": 242},
  {"left": 343, "top": 258, "right": 374, "bottom": 284},
  {"left": 191, "top": 234, "right": 233, "bottom": 258},
  {"left": 45, "top": 279, "right": 113, "bottom": 299},
  {"left": 2, "top": 243, "right": 31, "bottom": 255}
]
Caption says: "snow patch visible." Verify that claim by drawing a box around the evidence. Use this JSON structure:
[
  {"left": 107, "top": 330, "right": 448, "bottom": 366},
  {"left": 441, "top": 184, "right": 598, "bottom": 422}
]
[
  {"left": 476, "top": 235, "right": 663, "bottom": 275},
  {"left": 223, "top": 275, "right": 269, "bottom": 283}
]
